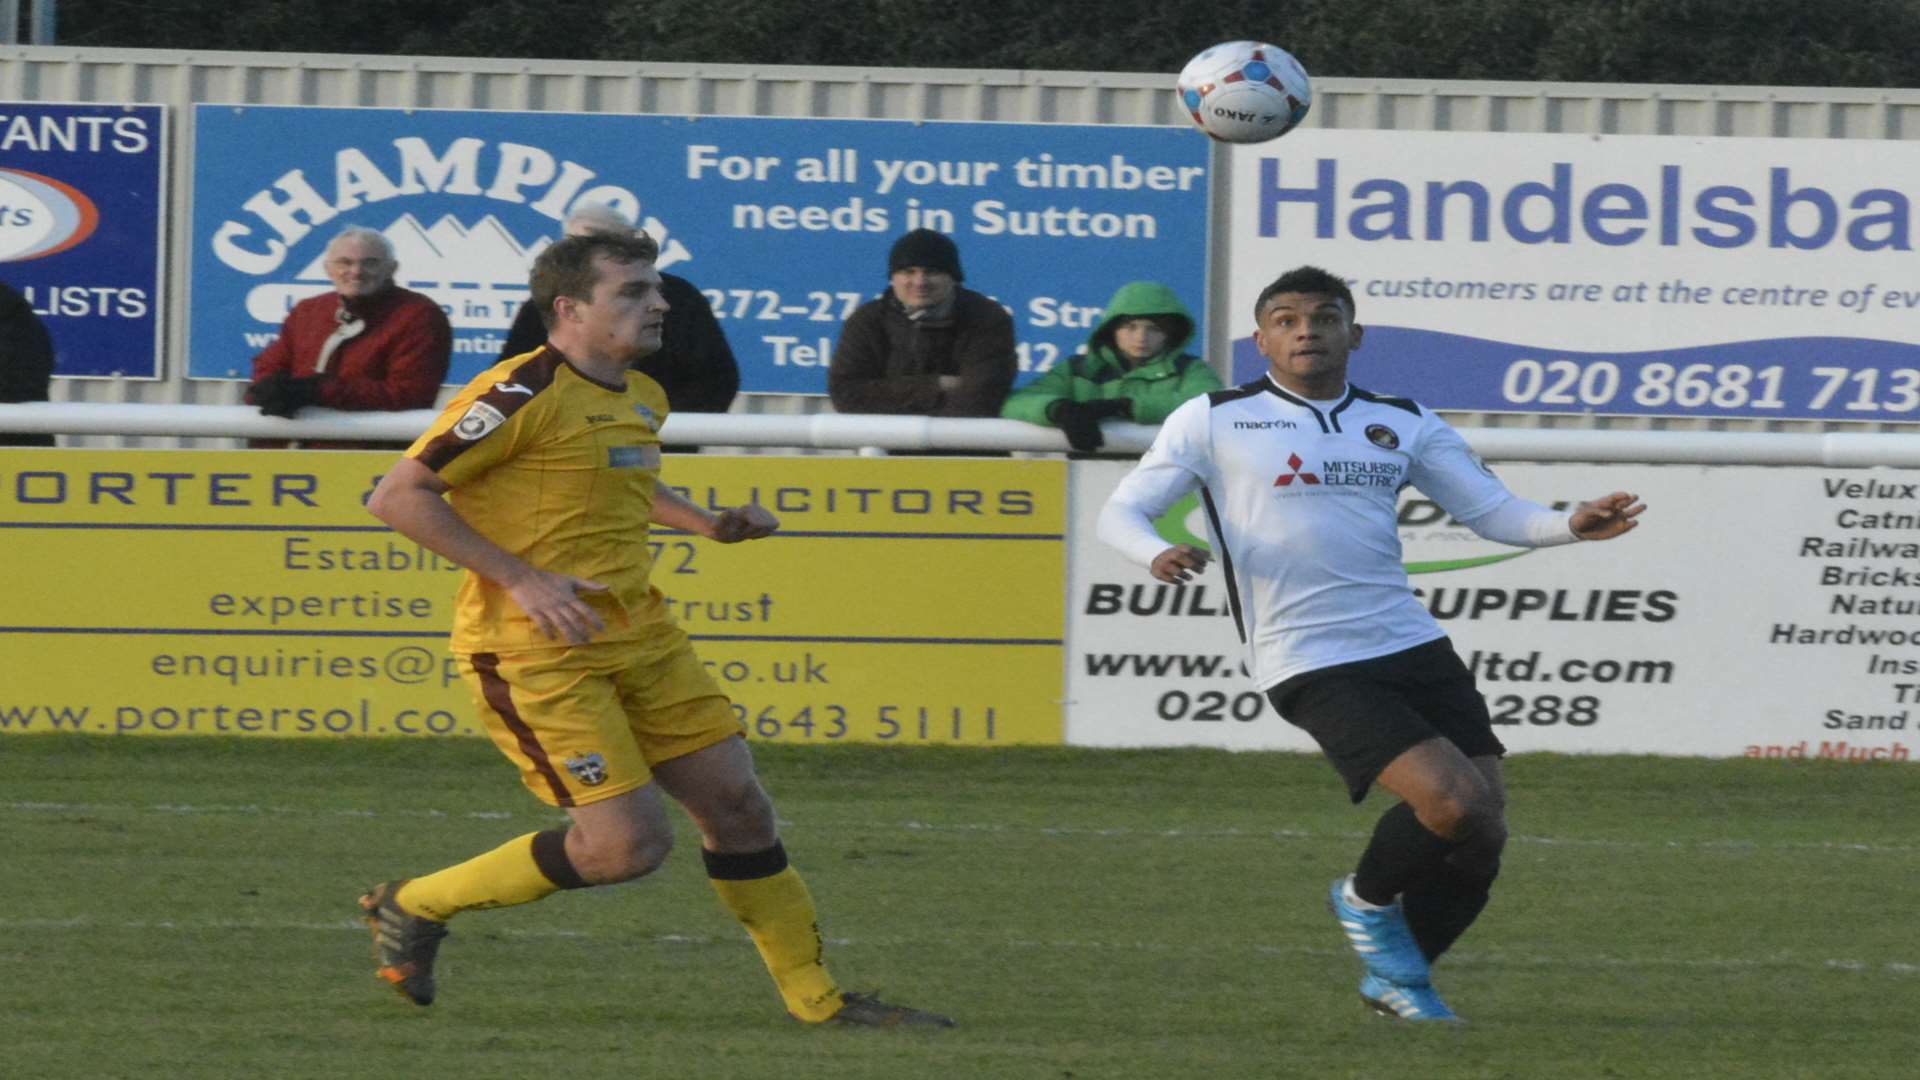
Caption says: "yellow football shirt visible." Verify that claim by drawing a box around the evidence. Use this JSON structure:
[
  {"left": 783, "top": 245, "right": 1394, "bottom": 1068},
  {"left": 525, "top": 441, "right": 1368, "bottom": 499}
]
[{"left": 405, "top": 346, "right": 673, "bottom": 653}]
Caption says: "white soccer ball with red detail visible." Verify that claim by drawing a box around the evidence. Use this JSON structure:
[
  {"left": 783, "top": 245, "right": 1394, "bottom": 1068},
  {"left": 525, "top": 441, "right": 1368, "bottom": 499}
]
[{"left": 1176, "top": 41, "right": 1313, "bottom": 144}]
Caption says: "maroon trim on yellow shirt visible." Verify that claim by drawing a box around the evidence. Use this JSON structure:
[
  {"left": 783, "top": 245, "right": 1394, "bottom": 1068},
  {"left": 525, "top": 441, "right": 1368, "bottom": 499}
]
[
  {"left": 413, "top": 347, "right": 567, "bottom": 473},
  {"left": 559, "top": 355, "right": 630, "bottom": 393}
]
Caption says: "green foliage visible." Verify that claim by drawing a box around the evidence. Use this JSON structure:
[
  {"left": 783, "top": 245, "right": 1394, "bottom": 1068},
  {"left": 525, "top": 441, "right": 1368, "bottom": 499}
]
[
  {"left": 3, "top": 734, "right": 1915, "bottom": 1079},
  {"left": 1531, "top": 0, "right": 1920, "bottom": 87},
  {"left": 50, "top": 0, "right": 1920, "bottom": 86},
  {"left": 389, "top": 1, "right": 612, "bottom": 61}
]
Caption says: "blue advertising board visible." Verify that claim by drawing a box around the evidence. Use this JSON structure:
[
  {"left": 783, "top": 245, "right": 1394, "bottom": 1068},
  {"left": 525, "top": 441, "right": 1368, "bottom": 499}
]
[
  {"left": 0, "top": 102, "right": 167, "bottom": 379},
  {"left": 189, "top": 106, "right": 1211, "bottom": 393}
]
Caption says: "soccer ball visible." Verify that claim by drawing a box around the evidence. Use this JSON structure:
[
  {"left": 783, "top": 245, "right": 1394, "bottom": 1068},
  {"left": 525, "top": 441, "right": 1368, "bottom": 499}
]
[{"left": 1176, "top": 41, "right": 1313, "bottom": 144}]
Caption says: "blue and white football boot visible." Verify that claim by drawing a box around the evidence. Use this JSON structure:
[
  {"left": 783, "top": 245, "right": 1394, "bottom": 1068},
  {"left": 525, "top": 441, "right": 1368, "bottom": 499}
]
[
  {"left": 1328, "top": 875, "right": 1433, "bottom": 987},
  {"left": 1359, "top": 973, "right": 1463, "bottom": 1023}
]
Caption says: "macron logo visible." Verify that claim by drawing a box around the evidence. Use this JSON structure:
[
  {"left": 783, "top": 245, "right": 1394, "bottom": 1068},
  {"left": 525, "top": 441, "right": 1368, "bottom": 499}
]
[{"left": 494, "top": 382, "right": 534, "bottom": 396}]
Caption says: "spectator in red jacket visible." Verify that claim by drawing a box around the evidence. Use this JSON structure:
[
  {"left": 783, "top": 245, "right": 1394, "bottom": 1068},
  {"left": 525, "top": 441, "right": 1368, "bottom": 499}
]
[{"left": 245, "top": 225, "right": 452, "bottom": 448}]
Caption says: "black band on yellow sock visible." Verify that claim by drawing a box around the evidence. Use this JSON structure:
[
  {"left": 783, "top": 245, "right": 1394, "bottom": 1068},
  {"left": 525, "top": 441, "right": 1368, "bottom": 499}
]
[
  {"left": 531, "top": 827, "right": 589, "bottom": 890},
  {"left": 702, "top": 841, "right": 790, "bottom": 881}
]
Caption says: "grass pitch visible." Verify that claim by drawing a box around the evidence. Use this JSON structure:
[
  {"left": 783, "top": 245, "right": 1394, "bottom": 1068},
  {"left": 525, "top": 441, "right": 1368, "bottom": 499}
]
[{"left": 3, "top": 735, "right": 1914, "bottom": 1080}]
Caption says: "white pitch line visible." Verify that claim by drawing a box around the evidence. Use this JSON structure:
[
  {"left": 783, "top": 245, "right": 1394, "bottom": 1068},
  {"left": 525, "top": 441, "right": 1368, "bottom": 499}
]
[
  {"left": 5, "top": 800, "right": 524, "bottom": 821},
  {"left": 5, "top": 800, "right": 1918, "bottom": 856},
  {"left": 0, "top": 916, "right": 1913, "bottom": 978},
  {"left": 893, "top": 819, "right": 1920, "bottom": 856}
]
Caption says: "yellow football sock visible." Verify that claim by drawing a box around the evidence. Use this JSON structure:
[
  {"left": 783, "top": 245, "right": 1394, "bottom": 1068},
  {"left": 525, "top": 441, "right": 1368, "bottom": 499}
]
[
  {"left": 396, "top": 830, "right": 580, "bottom": 922},
  {"left": 707, "top": 850, "right": 842, "bottom": 1022}
]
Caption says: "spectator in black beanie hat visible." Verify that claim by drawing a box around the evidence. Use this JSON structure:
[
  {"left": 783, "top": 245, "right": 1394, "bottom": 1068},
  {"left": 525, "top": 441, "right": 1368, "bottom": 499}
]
[
  {"left": 829, "top": 228, "right": 1015, "bottom": 417},
  {"left": 887, "top": 228, "right": 964, "bottom": 281}
]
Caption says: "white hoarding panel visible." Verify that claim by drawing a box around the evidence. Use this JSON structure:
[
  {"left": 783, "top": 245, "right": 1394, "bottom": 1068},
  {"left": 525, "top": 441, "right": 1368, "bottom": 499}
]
[
  {"left": 1068, "top": 459, "right": 1917, "bottom": 761},
  {"left": 1225, "top": 130, "right": 1920, "bottom": 423}
]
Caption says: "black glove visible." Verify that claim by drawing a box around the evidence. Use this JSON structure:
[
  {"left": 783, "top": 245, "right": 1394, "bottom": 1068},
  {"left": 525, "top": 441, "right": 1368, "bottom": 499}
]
[
  {"left": 279, "top": 377, "right": 325, "bottom": 414},
  {"left": 251, "top": 374, "right": 325, "bottom": 419},
  {"left": 1048, "top": 398, "right": 1133, "bottom": 452},
  {"left": 246, "top": 372, "right": 289, "bottom": 416}
]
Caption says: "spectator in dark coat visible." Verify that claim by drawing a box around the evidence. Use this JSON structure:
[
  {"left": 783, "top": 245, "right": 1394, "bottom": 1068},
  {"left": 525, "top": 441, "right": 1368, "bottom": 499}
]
[
  {"left": 0, "top": 281, "right": 57, "bottom": 448},
  {"left": 828, "top": 229, "right": 1016, "bottom": 417},
  {"left": 498, "top": 202, "right": 740, "bottom": 428}
]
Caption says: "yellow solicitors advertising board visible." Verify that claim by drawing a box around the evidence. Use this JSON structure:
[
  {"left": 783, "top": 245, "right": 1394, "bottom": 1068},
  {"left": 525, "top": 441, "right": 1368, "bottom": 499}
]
[{"left": 0, "top": 450, "right": 1066, "bottom": 745}]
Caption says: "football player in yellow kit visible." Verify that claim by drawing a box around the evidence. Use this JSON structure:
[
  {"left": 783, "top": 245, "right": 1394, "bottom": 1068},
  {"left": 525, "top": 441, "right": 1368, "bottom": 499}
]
[{"left": 361, "top": 230, "right": 950, "bottom": 1028}]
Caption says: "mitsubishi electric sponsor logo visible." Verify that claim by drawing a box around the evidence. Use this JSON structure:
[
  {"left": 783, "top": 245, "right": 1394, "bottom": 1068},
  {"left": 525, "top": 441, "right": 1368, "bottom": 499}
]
[
  {"left": 1272, "top": 453, "right": 1320, "bottom": 486},
  {"left": 209, "top": 137, "right": 694, "bottom": 333},
  {"left": 1317, "top": 459, "right": 1401, "bottom": 488},
  {"left": 1272, "top": 452, "right": 1400, "bottom": 489}
]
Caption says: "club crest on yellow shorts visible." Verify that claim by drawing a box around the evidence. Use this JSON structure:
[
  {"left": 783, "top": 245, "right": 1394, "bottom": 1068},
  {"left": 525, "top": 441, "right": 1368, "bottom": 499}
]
[{"left": 565, "top": 752, "right": 609, "bottom": 786}]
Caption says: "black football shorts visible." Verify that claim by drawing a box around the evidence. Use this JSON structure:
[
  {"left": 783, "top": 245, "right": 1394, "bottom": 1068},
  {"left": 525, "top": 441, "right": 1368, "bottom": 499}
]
[{"left": 1265, "top": 636, "right": 1506, "bottom": 803}]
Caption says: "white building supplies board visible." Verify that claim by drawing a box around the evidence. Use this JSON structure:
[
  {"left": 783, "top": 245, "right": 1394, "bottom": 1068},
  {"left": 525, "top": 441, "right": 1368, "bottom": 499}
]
[{"left": 1066, "top": 460, "right": 1918, "bottom": 761}]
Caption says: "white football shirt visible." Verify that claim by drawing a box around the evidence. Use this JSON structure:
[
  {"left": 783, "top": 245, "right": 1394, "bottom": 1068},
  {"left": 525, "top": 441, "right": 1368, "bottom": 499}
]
[{"left": 1100, "top": 377, "right": 1550, "bottom": 690}]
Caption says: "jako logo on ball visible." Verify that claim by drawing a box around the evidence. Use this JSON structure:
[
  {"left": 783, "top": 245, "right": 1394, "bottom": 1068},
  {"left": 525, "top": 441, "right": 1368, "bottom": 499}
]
[
  {"left": 0, "top": 167, "right": 101, "bottom": 261},
  {"left": 1176, "top": 41, "right": 1313, "bottom": 145}
]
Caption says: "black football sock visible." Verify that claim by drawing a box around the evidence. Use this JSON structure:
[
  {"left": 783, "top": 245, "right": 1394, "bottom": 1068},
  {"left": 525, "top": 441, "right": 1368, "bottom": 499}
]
[
  {"left": 1403, "top": 854, "right": 1500, "bottom": 962},
  {"left": 1351, "top": 801, "right": 1462, "bottom": 906}
]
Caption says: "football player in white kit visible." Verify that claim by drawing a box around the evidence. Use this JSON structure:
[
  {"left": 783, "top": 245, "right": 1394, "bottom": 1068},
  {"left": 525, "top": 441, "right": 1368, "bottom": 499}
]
[{"left": 1099, "top": 266, "right": 1644, "bottom": 1022}]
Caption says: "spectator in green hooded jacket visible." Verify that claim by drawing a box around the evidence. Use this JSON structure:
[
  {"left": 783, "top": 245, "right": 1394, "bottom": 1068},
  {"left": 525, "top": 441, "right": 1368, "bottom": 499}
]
[{"left": 1001, "top": 281, "right": 1223, "bottom": 452}]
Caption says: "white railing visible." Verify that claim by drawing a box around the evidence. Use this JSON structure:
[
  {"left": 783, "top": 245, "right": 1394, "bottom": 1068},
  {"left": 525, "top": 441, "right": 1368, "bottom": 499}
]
[{"left": 4, "top": 402, "right": 1920, "bottom": 465}]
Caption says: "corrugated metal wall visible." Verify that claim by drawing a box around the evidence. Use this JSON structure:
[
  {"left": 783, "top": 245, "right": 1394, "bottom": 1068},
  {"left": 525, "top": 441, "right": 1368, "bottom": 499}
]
[{"left": 6, "top": 43, "right": 1920, "bottom": 446}]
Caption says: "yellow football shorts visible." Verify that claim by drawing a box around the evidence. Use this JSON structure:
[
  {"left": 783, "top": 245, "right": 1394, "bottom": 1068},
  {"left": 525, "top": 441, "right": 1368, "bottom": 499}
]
[{"left": 456, "top": 636, "right": 745, "bottom": 808}]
